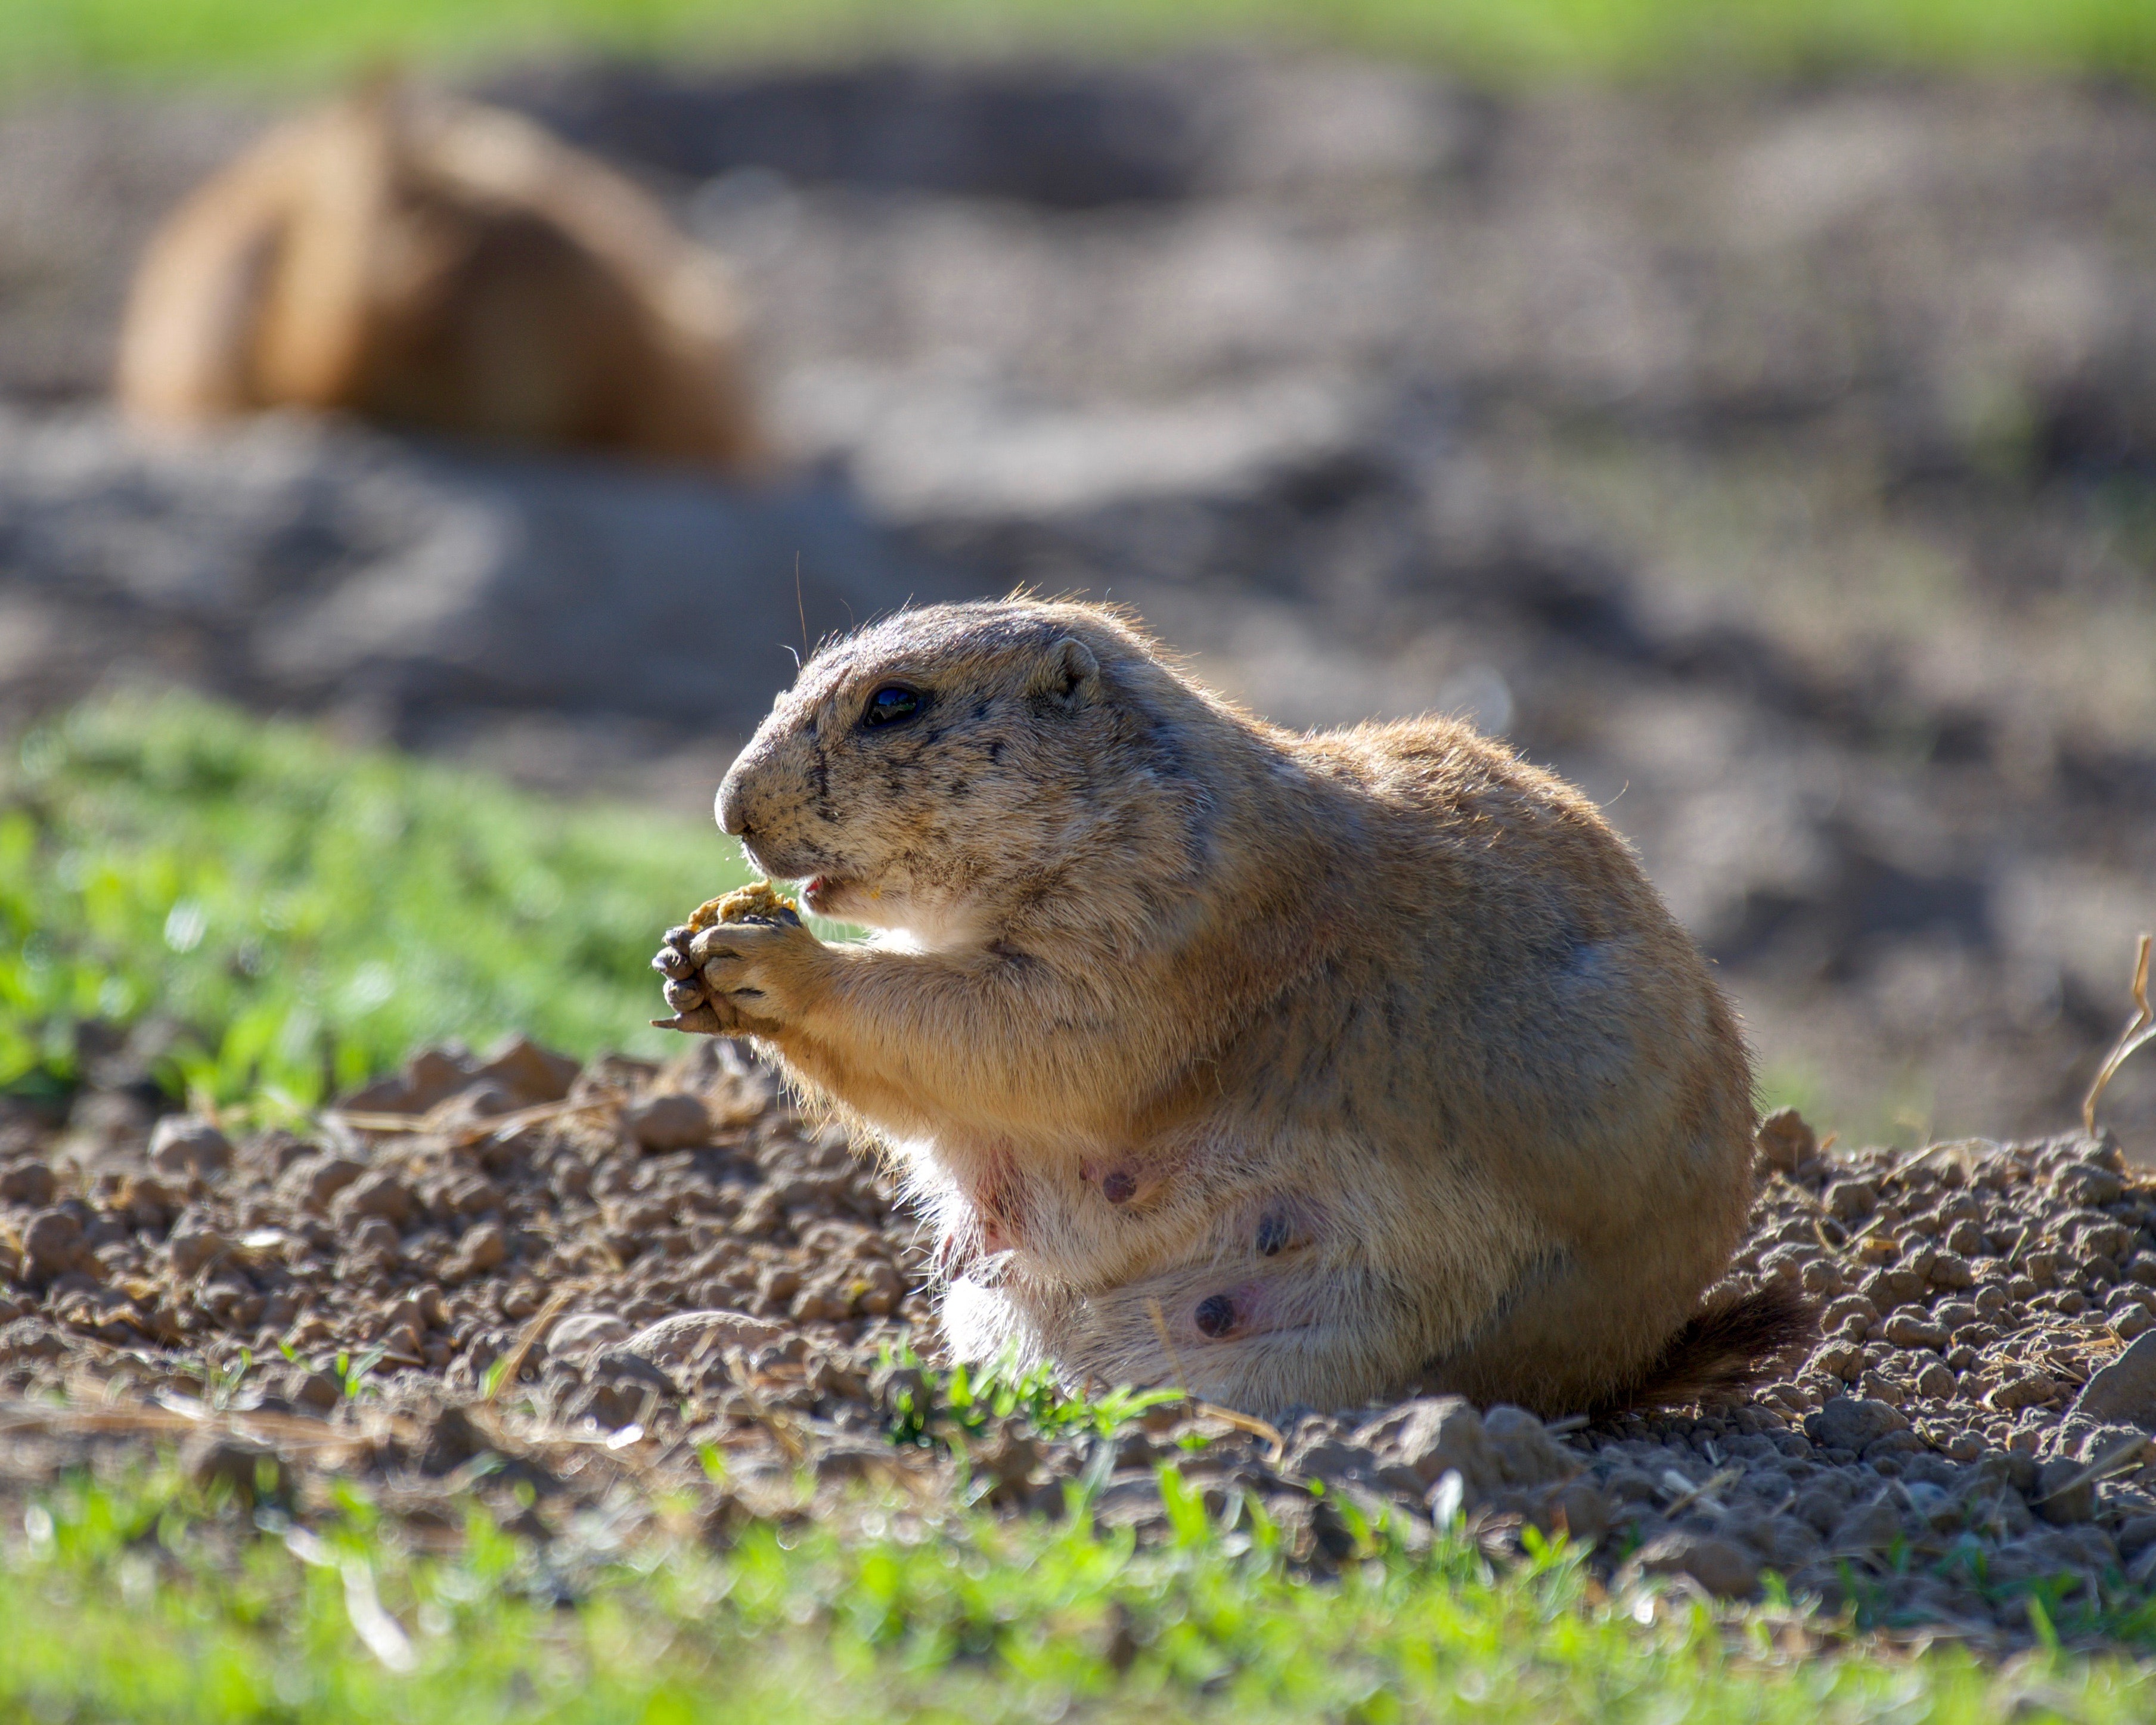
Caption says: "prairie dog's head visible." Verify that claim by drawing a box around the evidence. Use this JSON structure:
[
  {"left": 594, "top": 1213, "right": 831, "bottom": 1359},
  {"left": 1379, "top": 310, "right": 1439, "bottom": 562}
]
[{"left": 716, "top": 600, "right": 1211, "bottom": 947}]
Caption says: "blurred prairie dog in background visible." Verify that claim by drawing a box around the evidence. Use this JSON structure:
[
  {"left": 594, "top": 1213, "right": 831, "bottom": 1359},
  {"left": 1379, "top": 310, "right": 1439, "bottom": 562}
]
[{"left": 116, "top": 80, "right": 765, "bottom": 471}]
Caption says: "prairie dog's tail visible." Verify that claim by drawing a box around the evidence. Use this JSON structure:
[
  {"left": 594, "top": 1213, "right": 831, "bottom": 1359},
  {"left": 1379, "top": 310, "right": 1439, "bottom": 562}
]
[{"left": 1605, "top": 1282, "right": 1817, "bottom": 1414}]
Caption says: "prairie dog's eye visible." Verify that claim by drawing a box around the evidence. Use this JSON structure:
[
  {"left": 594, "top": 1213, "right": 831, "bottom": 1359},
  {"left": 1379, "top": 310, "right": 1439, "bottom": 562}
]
[{"left": 861, "top": 684, "right": 923, "bottom": 730}]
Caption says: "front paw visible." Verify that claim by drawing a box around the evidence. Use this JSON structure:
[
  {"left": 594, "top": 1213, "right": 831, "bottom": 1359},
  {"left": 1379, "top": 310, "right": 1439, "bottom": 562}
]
[
  {"left": 685, "top": 917, "right": 818, "bottom": 1019},
  {"left": 651, "top": 926, "right": 734, "bottom": 1034}
]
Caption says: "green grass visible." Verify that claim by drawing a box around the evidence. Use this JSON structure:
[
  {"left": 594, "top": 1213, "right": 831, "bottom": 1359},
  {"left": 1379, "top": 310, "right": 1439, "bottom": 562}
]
[
  {"left": 7, "top": 1456, "right": 2156, "bottom": 1725},
  {"left": 0, "top": 693, "right": 747, "bottom": 1110},
  {"left": 3, "top": 0, "right": 2156, "bottom": 89}
]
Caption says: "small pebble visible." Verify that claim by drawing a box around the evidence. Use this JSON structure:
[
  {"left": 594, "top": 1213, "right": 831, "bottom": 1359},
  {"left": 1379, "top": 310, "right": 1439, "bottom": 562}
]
[
  {"left": 149, "top": 1117, "right": 232, "bottom": 1178},
  {"left": 1629, "top": 1531, "right": 1761, "bottom": 1600},
  {"left": 625, "top": 1093, "right": 709, "bottom": 1153}
]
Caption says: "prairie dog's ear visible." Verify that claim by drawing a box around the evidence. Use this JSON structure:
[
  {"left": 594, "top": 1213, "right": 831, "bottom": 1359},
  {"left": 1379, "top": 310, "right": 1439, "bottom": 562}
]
[{"left": 1030, "top": 636, "right": 1099, "bottom": 705}]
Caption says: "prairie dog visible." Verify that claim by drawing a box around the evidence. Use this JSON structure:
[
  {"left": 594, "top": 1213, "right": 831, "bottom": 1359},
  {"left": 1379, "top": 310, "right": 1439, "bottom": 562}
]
[
  {"left": 116, "top": 82, "right": 764, "bottom": 470},
  {"left": 655, "top": 599, "right": 1807, "bottom": 1414}
]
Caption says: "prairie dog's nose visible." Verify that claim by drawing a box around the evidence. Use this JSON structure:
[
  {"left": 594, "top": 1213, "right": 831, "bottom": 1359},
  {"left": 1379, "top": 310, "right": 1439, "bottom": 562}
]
[{"left": 715, "top": 771, "right": 749, "bottom": 836}]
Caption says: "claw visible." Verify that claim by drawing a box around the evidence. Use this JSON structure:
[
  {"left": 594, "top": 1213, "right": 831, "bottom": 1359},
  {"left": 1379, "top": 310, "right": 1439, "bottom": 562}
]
[
  {"left": 653, "top": 1002, "right": 728, "bottom": 1035},
  {"left": 654, "top": 946, "right": 694, "bottom": 980}
]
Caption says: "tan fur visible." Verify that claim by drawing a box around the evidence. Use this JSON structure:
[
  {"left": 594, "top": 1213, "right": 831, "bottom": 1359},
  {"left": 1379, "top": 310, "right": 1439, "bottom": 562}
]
[
  {"left": 116, "top": 81, "right": 764, "bottom": 470},
  {"left": 655, "top": 599, "right": 1767, "bottom": 1416}
]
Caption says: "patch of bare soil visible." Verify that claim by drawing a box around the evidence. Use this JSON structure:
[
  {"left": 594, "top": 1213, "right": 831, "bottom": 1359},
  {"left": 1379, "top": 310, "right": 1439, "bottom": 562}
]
[{"left": 6, "top": 1039, "right": 2156, "bottom": 1646}]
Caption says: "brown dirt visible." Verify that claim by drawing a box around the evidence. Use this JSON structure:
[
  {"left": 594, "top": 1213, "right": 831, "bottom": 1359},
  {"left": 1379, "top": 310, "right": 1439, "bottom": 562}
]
[{"left": 5, "top": 1037, "right": 2156, "bottom": 1646}]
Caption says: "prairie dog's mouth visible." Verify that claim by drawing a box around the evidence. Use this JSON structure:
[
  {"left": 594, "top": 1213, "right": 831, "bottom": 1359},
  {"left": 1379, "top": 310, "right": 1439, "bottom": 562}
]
[
  {"left": 802, "top": 874, "right": 892, "bottom": 921},
  {"left": 737, "top": 840, "right": 858, "bottom": 911}
]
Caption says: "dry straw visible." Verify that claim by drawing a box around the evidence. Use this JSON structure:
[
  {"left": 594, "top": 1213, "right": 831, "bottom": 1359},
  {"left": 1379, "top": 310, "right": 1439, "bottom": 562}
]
[
  {"left": 2083, "top": 933, "right": 2154, "bottom": 1135},
  {"left": 1143, "top": 1296, "right": 1286, "bottom": 1457}
]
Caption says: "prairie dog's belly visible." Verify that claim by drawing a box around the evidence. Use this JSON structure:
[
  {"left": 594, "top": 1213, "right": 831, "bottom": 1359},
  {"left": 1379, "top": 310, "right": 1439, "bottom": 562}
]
[
  {"left": 900, "top": 1110, "right": 1549, "bottom": 1316},
  {"left": 897, "top": 1127, "right": 1272, "bottom": 1291}
]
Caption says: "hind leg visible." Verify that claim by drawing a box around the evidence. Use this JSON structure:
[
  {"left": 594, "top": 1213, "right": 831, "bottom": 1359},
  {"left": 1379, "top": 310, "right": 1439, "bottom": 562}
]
[{"left": 1423, "top": 1238, "right": 1739, "bottom": 1418}]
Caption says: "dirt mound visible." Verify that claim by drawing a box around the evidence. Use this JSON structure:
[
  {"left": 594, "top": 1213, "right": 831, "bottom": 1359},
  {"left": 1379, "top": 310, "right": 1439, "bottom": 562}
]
[
  {"left": 0, "top": 405, "right": 960, "bottom": 761},
  {"left": 5, "top": 1041, "right": 2156, "bottom": 1644}
]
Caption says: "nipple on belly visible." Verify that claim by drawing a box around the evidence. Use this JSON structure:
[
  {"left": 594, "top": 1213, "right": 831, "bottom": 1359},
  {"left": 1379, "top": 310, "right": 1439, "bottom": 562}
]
[
  {"left": 1189, "top": 1276, "right": 1303, "bottom": 1342},
  {"left": 1080, "top": 1156, "right": 1159, "bottom": 1209}
]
